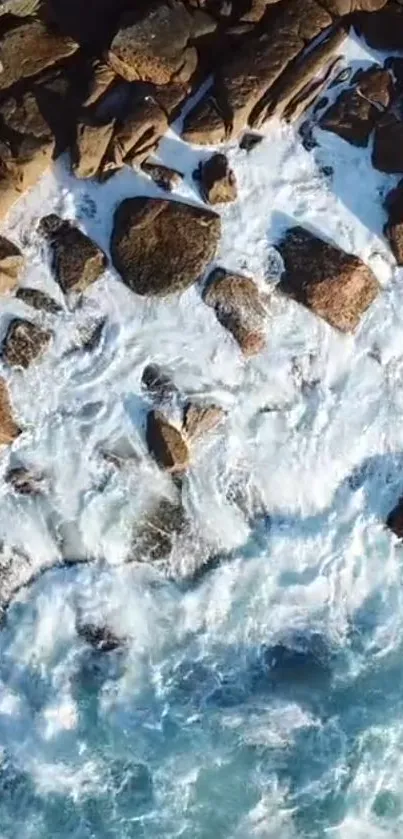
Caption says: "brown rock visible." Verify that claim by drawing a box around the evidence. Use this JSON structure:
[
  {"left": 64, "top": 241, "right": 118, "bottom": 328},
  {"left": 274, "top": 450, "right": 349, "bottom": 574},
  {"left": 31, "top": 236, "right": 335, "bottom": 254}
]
[
  {"left": 387, "top": 497, "right": 403, "bottom": 539},
  {"left": 141, "top": 161, "right": 183, "bottom": 192},
  {"left": 2, "top": 319, "right": 52, "bottom": 369},
  {"left": 384, "top": 180, "right": 403, "bottom": 265},
  {"left": 182, "top": 94, "right": 227, "bottom": 145},
  {"left": 372, "top": 113, "right": 403, "bottom": 174},
  {"left": 107, "top": 2, "right": 198, "bottom": 86},
  {"left": 199, "top": 153, "right": 237, "bottom": 204},
  {"left": 82, "top": 60, "right": 117, "bottom": 107},
  {"left": 203, "top": 269, "right": 266, "bottom": 355},
  {"left": 5, "top": 467, "right": 44, "bottom": 496},
  {"left": 111, "top": 197, "right": 220, "bottom": 296},
  {"left": 39, "top": 215, "right": 107, "bottom": 294},
  {"left": 146, "top": 410, "right": 189, "bottom": 473},
  {"left": 183, "top": 402, "right": 225, "bottom": 440},
  {"left": 72, "top": 119, "right": 116, "bottom": 179},
  {"left": 277, "top": 227, "right": 379, "bottom": 332},
  {"left": 319, "top": 66, "right": 393, "bottom": 147},
  {"left": 0, "top": 20, "right": 78, "bottom": 92},
  {"left": 0, "top": 379, "right": 20, "bottom": 445},
  {"left": 322, "top": 0, "right": 387, "bottom": 12},
  {"left": 102, "top": 98, "right": 168, "bottom": 173},
  {"left": 154, "top": 83, "right": 189, "bottom": 120},
  {"left": 0, "top": 237, "right": 24, "bottom": 295},
  {"left": 16, "top": 288, "right": 62, "bottom": 314}
]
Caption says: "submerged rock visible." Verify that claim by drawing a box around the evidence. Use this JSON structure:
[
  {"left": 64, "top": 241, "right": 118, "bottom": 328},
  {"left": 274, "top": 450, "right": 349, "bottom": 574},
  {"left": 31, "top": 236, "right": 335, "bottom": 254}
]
[
  {"left": 146, "top": 410, "right": 189, "bottom": 473},
  {"left": 77, "top": 622, "right": 124, "bottom": 651},
  {"left": 2, "top": 319, "right": 52, "bottom": 369},
  {"left": 5, "top": 467, "right": 44, "bottom": 496},
  {"left": 0, "top": 379, "right": 20, "bottom": 446},
  {"left": 141, "top": 364, "right": 178, "bottom": 403},
  {"left": 16, "top": 287, "right": 63, "bottom": 315},
  {"left": 111, "top": 197, "right": 220, "bottom": 296},
  {"left": 277, "top": 226, "right": 379, "bottom": 332},
  {"left": 203, "top": 268, "right": 266, "bottom": 355},
  {"left": 133, "top": 495, "right": 188, "bottom": 561},
  {"left": 39, "top": 214, "right": 107, "bottom": 294}
]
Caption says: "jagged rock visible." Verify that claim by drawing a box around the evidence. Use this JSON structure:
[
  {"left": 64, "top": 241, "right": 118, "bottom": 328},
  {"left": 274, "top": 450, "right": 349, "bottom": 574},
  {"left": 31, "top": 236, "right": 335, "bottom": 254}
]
[
  {"left": 146, "top": 410, "right": 189, "bottom": 473},
  {"left": 16, "top": 288, "right": 62, "bottom": 314},
  {"left": 183, "top": 402, "right": 225, "bottom": 440},
  {"left": 277, "top": 227, "right": 379, "bottom": 332},
  {"left": 141, "top": 364, "right": 178, "bottom": 402},
  {"left": 198, "top": 153, "right": 237, "bottom": 204},
  {"left": 141, "top": 162, "right": 183, "bottom": 192},
  {"left": 355, "top": 3, "right": 403, "bottom": 50},
  {"left": 372, "top": 113, "right": 403, "bottom": 173},
  {"left": 5, "top": 467, "right": 44, "bottom": 496},
  {"left": 240, "top": 132, "right": 264, "bottom": 152},
  {"left": 77, "top": 622, "right": 124, "bottom": 651},
  {"left": 182, "top": 94, "right": 227, "bottom": 145},
  {"left": 0, "top": 19, "right": 78, "bottom": 92},
  {"left": 384, "top": 180, "right": 403, "bottom": 265},
  {"left": 319, "top": 66, "right": 393, "bottom": 146},
  {"left": 107, "top": 1, "right": 198, "bottom": 86},
  {"left": 0, "top": 237, "right": 24, "bottom": 295},
  {"left": 203, "top": 269, "right": 266, "bottom": 356},
  {"left": 0, "top": 379, "right": 20, "bottom": 445},
  {"left": 133, "top": 495, "right": 187, "bottom": 561},
  {"left": 102, "top": 98, "right": 168, "bottom": 173},
  {"left": 111, "top": 197, "right": 220, "bottom": 296},
  {"left": 72, "top": 119, "right": 116, "bottom": 179},
  {"left": 39, "top": 215, "right": 107, "bottom": 294},
  {"left": 2, "top": 319, "right": 52, "bottom": 369}
]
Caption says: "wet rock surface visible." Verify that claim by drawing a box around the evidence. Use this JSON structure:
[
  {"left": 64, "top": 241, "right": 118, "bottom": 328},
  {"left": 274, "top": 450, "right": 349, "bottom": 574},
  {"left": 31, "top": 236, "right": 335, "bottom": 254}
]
[
  {"left": 198, "top": 153, "right": 237, "bottom": 204},
  {"left": 183, "top": 402, "right": 226, "bottom": 440},
  {"left": 133, "top": 495, "right": 188, "bottom": 561},
  {"left": 16, "top": 287, "right": 63, "bottom": 314},
  {"left": 203, "top": 268, "right": 267, "bottom": 355},
  {"left": 2, "top": 319, "right": 52, "bottom": 369},
  {"left": 277, "top": 227, "right": 380, "bottom": 332},
  {"left": 39, "top": 214, "right": 107, "bottom": 294},
  {"left": 111, "top": 197, "right": 221, "bottom": 296},
  {"left": 146, "top": 410, "right": 190, "bottom": 473},
  {"left": 319, "top": 66, "right": 393, "bottom": 146}
]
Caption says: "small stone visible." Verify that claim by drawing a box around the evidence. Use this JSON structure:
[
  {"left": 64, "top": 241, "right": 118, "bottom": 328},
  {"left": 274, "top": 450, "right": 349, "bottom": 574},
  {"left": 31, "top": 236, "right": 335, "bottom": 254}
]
[
  {"left": 141, "top": 162, "right": 183, "bottom": 192},
  {"left": 239, "top": 132, "right": 263, "bottom": 152},
  {"left": 39, "top": 214, "right": 107, "bottom": 294},
  {"left": 5, "top": 466, "right": 44, "bottom": 495},
  {"left": 198, "top": 153, "right": 237, "bottom": 204},
  {"left": 0, "top": 379, "right": 20, "bottom": 445},
  {"left": 2, "top": 319, "right": 52, "bottom": 369},
  {"left": 16, "top": 288, "right": 62, "bottom": 314},
  {"left": 203, "top": 268, "right": 266, "bottom": 356},
  {"left": 183, "top": 402, "right": 225, "bottom": 440},
  {"left": 141, "top": 364, "right": 178, "bottom": 402},
  {"left": 146, "top": 410, "right": 189, "bottom": 473},
  {"left": 0, "top": 237, "right": 24, "bottom": 295}
]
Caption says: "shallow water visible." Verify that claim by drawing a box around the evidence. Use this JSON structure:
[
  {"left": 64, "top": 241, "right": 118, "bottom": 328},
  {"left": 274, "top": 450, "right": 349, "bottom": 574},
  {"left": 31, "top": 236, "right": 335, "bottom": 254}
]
[{"left": 1, "top": 30, "right": 403, "bottom": 839}]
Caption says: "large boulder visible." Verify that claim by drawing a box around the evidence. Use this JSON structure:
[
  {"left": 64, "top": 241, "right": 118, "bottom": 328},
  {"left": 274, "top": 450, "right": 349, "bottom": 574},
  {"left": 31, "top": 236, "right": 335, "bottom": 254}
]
[
  {"left": 146, "top": 410, "right": 189, "bottom": 473},
  {"left": 111, "top": 197, "right": 220, "bottom": 296},
  {"left": 0, "top": 237, "right": 24, "bottom": 295},
  {"left": 2, "top": 319, "right": 52, "bottom": 369},
  {"left": 39, "top": 215, "right": 107, "bottom": 294},
  {"left": 203, "top": 268, "right": 267, "bottom": 355},
  {"left": 0, "top": 378, "right": 21, "bottom": 445},
  {"left": 0, "top": 19, "right": 78, "bottom": 92},
  {"left": 319, "top": 66, "right": 393, "bottom": 147},
  {"left": 107, "top": 1, "right": 198, "bottom": 86},
  {"left": 277, "top": 227, "right": 379, "bottom": 332}
]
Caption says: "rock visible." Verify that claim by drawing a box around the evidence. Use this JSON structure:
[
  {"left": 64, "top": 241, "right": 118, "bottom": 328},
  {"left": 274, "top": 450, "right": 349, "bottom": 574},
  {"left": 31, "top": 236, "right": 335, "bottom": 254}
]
[
  {"left": 0, "top": 237, "right": 24, "bottom": 295},
  {"left": 5, "top": 467, "right": 44, "bottom": 496},
  {"left": 2, "top": 319, "right": 52, "bottom": 369},
  {"left": 133, "top": 495, "right": 187, "bottom": 561},
  {"left": 39, "top": 215, "right": 107, "bottom": 294},
  {"left": 372, "top": 114, "right": 403, "bottom": 174},
  {"left": 111, "top": 197, "right": 220, "bottom": 296},
  {"left": 141, "top": 161, "right": 183, "bottom": 192},
  {"left": 154, "top": 83, "right": 189, "bottom": 120},
  {"left": 355, "top": 4, "right": 403, "bottom": 51},
  {"left": 182, "top": 94, "right": 228, "bottom": 145},
  {"left": 319, "top": 66, "right": 393, "bottom": 146},
  {"left": 0, "top": 379, "right": 20, "bottom": 445},
  {"left": 75, "top": 319, "right": 106, "bottom": 353},
  {"left": 0, "top": 19, "right": 78, "bottom": 92},
  {"left": 82, "top": 60, "right": 117, "bottom": 107},
  {"left": 387, "top": 497, "right": 403, "bottom": 539},
  {"left": 384, "top": 180, "right": 403, "bottom": 265},
  {"left": 146, "top": 410, "right": 189, "bottom": 473},
  {"left": 77, "top": 622, "right": 124, "bottom": 651},
  {"left": 16, "top": 288, "right": 62, "bottom": 314},
  {"left": 102, "top": 98, "right": 168, "bottom": 172},
  {"left": 72, "top": 119, "right": 116, "bottom": 179},
  {"left": 203, "top": 269, "right": 266, "bottom": 356},
  {"left": 277, "top": 227, "right": 379, "bottom": 332},
  {"left": 323, "top": 0, "right": 387, "bottom": 11},
  {"left": 107, "top": 2, "right": 198, "bottom": 86},
  {"left": 239, "top": 132, "right": 263, "bottom": 152},
  {"left": 141, "top": 364, "right": 178, "bottom": 402},
  {"left": 183, "top": 402, "right": 225, "bottom": 440},
  {"left": 198, "top": 153, "right": 237, "bottom": 204}
]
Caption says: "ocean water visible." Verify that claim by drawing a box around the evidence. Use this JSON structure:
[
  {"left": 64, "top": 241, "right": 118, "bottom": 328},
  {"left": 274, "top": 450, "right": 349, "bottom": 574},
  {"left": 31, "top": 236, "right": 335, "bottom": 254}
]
[{"left": 1, "top": 30, "right": 403, "bottom": 839}]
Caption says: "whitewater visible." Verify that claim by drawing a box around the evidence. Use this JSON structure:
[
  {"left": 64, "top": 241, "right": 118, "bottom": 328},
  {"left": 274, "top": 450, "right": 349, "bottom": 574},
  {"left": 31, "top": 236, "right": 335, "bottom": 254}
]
[{"left": 1, "top": 28, "right": 403, "bottom": 839}]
